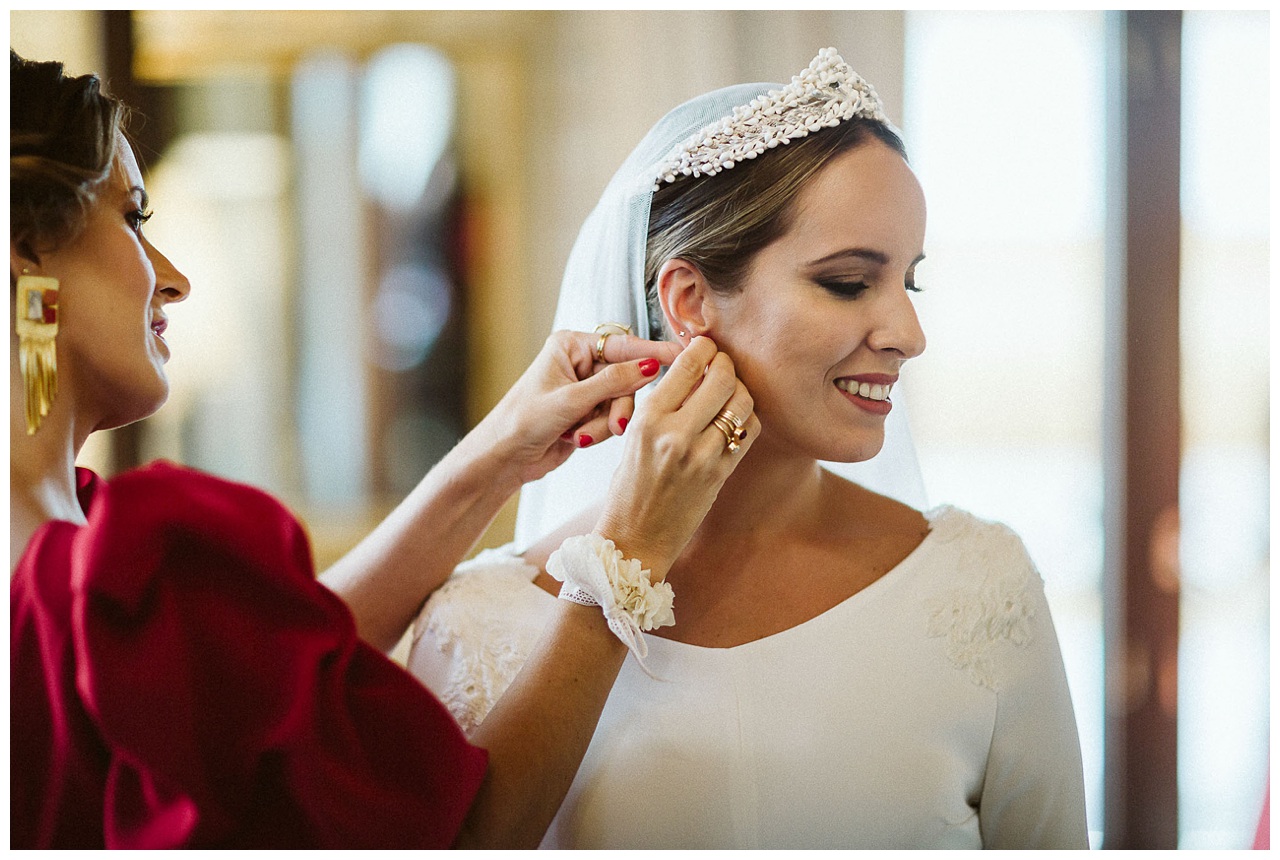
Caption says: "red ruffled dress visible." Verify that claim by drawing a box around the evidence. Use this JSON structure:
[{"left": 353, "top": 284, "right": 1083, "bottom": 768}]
[{"left": 11, "top": 462, "right": 488, "bottom": 848}]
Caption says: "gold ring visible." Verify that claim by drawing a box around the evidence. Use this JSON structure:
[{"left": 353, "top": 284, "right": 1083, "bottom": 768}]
[
  {"left": 711, "top": 413, "right": 746, "bottom": 453},
  {"left": 593, "top": 322, "right": 631, "bottom": 363},
  {"left": 713, "top": 409, "right": 747, "bottom": 442},
  {"left": 718, "top": 409, "right": 747, "bottom": 434}
]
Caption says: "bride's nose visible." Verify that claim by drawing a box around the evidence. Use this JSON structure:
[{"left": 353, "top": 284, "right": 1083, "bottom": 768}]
[{"left": 866, "top": 286, "right": 926, "bottom": 359}]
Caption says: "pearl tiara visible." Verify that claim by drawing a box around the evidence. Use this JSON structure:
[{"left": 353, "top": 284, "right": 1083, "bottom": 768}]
[{"left": 651, "top": 48, "right": 888, "bottom": 190}]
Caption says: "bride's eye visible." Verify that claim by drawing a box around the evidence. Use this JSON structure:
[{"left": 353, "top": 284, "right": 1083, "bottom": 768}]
[{"left": 816, "top": 279, "right": 869, "bottom": 299}]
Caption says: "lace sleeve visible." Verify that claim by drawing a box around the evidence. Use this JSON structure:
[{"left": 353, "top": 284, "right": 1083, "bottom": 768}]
[{"left": 407, "top": 547, "right": 553, "bottom": 734}]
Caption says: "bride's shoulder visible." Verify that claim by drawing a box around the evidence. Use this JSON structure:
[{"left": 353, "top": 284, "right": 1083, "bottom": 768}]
[
  {"left": 921, "top": 504, "right": 1034, "bottom": 564},
  {"left": 914, "top": 504, "right": 1044, "bottom": 607}
]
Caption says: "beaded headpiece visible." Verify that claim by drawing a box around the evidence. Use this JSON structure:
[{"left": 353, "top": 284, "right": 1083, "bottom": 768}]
[{"left": 651, "top": 47, "right": 888, "bottom": 189}]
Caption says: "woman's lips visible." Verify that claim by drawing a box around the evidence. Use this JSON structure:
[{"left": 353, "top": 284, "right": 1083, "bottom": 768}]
[
  {"left": 151, "top": 318, "right": 171, "bottom": 361},
  {"left": 834, "top": 374, "right": 896, "bottom": 415}
]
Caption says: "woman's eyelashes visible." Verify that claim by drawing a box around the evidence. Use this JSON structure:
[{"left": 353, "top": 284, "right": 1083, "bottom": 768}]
[
  {"left": 125, "top": 207, "right": 153, "bottom": 234},
  {"left": 814, "top": 277, "right": 924, "bottom": 298},
  {"left": 816, "top": 278, "right": 869, "bottom": 299}
]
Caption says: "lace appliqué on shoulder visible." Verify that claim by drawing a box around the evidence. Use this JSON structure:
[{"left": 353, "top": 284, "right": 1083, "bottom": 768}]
[
  {"left": 924, "top": 512, "right": 1036, "bottom": 691},
  {"left": 411, "top": 547, "right": 546, "bottom": 733}
]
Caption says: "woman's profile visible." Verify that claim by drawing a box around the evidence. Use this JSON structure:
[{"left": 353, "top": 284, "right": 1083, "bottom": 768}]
[{"left": 408, "top": 48, "right": 1088, "bottom": 848}]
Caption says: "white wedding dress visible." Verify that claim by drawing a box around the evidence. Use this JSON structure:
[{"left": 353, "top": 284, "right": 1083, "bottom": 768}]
[{"left": 407, "top": 505, "right": 1088, "bottom": 849}]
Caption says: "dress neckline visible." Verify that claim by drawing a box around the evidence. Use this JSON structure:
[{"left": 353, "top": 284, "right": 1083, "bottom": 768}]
[
  {"left": 495, "top": 504, "right": 961, "bottom": 655},
  {"left": 648, "top": 503, "right": 959, "bottom": 655}
]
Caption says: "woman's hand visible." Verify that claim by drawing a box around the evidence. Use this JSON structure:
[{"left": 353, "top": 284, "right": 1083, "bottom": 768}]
[
  {"left": 472, "top": 330, "right": 682, "bottom": 487},
  {"left": 592, "top": 336, "right": 758, "bottom": 579}
]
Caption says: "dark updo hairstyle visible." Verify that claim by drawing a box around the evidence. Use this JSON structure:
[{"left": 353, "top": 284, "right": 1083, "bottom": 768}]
[
  {"left": 10, "top": 49, "right": 127, "bottom": 264},
  {"left": 644, "top": 116, "right": 906, "bottom": 337}
]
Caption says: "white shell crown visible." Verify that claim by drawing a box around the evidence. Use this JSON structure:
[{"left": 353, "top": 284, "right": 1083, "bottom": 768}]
[{"left": 650, "top": 47, "right": 889, "bottom": 191}]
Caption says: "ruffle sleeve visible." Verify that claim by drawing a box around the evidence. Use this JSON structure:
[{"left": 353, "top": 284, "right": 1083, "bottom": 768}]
[{"left": 64, "top": 461, "right": 486, "bottom": 848}]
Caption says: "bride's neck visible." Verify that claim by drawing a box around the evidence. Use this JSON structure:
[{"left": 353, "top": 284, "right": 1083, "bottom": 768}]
[{"left": 694, "top": 434, "right": 826, "bottom": 542}]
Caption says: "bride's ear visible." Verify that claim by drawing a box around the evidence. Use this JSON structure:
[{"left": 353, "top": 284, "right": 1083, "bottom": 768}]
[{"left": 656, "top": 258, "right": 717, "bottom": 343}]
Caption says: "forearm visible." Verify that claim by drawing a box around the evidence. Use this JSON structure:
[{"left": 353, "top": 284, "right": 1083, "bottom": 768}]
[
  {"left": 453, "top": 601, "right": 628, "bottom": 849},
  {"left": 319, "top": 427, "right": 522, "bottom": 652}
]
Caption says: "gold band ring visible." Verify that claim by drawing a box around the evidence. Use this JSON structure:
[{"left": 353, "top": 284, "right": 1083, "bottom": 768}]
[
  {"left": 593, "top": 322, "right": 632, "bottom": 363},
  {"left": 711, "top": 409, "right": 748, "bottom": 453},
  {"left": 717, "top": 409, "right": 746, "bottom": 433}
]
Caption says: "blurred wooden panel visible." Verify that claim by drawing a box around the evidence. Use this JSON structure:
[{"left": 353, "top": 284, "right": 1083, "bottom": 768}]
[{"left": 1103, "top": 9, "right": 1182, "bottom": 850}]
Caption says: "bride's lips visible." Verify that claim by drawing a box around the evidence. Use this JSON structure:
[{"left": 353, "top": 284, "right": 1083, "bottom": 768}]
[{"left": 834, "top": 373, "right": 897, "bottom": 416}]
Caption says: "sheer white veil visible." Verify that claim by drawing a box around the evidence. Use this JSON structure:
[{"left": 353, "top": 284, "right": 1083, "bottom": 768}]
[{"left": 514, "top": 72, "right": 927, "bottom": 551}]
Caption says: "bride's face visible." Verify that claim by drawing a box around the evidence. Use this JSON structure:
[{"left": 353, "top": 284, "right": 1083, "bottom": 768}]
[{"left": 703, "top": 139, "right": 927, "bottom": 463}]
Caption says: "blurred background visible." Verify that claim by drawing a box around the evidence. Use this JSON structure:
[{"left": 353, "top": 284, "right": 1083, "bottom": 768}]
[{"left": 10, "top": 9, "right": 1268, "bottom": 850}]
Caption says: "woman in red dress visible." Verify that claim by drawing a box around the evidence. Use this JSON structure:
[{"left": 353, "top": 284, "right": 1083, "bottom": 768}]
[{"left": 10, "top": 50, "right": 758, "bottom": 848}]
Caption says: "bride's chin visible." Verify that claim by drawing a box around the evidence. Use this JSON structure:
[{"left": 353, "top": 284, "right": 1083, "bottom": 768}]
[{"left": 821, "top": 433, "right": 886, "bottom": 464}]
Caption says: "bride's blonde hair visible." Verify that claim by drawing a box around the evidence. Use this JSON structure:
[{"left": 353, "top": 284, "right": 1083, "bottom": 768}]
[{"left": 643, "top": 117, "right": 905, "bottom": 338}]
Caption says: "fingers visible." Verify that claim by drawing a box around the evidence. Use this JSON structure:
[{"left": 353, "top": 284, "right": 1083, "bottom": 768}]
[
  {"left": 598, "top": 333, "right": 682, "bottom": 366},
  {"left": 563, "top": 392, "right": 634, "bottom": 448},
  {"left": 546, "top": 332, "right": 720, "bottom": 451},
  {"left": 556, "top": 354, "right": 662, "bottom": 431},
  {"left": 692, "top": 378, "right": 759, "bottom": 460},
  {"left": 640, "top": 338, "right": 756, "bottom": 459},
  {"left": 642, "top": 336, "right": 718, "bottom": 414},
  {"left": 678, "top": 351, "right": 741, "bottom": 427},
  {"left": 607, "top": 395, "right": 634, "bottom": 437},
  {"left": 549, "top": 330, "right": 681, "bottom": 380}
]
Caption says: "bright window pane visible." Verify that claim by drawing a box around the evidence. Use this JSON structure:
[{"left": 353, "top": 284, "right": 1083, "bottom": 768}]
[
  {"left": 905, "top": 11, "right": 1107, "bottom": 846},
  {"left": 1178, "top": 10, "right": 1269, "bottom": 849}
]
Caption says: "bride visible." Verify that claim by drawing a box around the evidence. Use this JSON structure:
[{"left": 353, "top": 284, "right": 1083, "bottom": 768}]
[{"left": 408, "top": 49, "right": 1087, "bottom": 849}]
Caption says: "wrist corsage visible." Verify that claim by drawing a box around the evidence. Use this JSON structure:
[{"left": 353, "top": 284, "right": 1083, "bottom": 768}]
[{"left": 546, "top": 533, "right": 675, "bottom": 677}]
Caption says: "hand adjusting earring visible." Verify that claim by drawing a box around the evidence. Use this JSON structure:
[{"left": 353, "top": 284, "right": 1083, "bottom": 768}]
[
  {"left": 593, "top": 322, "right": 632, "bottom": 363},
  {"left": 15, "top": 271, "right": 60, "bottom": 435}
]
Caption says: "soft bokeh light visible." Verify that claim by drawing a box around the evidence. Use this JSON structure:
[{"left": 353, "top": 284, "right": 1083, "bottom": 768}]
[{"left": 359, "top": 44, "right": 455, "bottom": 212}]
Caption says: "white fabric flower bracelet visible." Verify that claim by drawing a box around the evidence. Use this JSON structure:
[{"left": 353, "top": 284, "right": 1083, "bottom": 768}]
[{"left": 546, "top": 533, "right": 675, "bottom": 677}]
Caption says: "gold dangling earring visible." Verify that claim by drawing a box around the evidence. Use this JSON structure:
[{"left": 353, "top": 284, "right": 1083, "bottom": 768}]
[{"left": 15, "top": 271, "right": 60, "bottom": 435}]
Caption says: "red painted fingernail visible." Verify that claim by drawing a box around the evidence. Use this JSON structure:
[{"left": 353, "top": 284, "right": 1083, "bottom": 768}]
[
  {"left": 560, "top": 431, "right": 574, "bottom": 441},
  {"left": 578, "top": 434, "right": 593, "bottom": 448},
  {"left": 639, "top": 358, "right": 659, "bottom": 377},
  {"left": 617, "top": 416, "right": 628, "bottom": 433}
]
